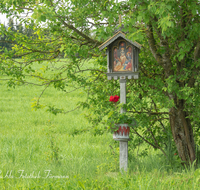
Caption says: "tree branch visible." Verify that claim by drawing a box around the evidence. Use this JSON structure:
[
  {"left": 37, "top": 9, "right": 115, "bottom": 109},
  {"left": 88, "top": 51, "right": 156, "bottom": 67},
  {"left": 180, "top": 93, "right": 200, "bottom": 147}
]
[
  {"left": 61, "top": 19, "right": 101, "bottom": 46},
  {"left": 194, "top": 37, "right": 200, "bottom": 62},
  {"left": 132, "top": 128, "right": 160, "bottom": 150},
  {"left": 128, "top": 111, "right": 169, "bottom": 115},
  {"left": 145, "top": 22, "right": 163, "bottom": 65}
]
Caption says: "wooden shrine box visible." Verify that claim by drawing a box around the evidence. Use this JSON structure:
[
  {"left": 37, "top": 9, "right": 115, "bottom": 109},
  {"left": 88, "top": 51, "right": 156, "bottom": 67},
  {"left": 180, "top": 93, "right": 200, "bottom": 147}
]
[{"left": 99, "top": 31, "right": 142, "bottom": 80}]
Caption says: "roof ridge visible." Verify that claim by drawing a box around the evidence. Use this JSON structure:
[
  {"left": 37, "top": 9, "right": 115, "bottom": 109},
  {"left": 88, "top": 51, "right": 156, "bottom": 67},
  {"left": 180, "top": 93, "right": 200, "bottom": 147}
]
[
  {"left": 99, "top": 31, "right": 142, "bottom": 51},
  {"left": 98, "top": 31, "right": 126, "bottom": 49}
]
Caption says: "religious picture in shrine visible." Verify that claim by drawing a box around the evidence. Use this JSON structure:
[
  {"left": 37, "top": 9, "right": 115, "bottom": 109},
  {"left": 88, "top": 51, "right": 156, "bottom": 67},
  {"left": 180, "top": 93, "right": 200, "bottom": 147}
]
[{"left": 113, "top": 41, "right": 133, "bottom": 72}]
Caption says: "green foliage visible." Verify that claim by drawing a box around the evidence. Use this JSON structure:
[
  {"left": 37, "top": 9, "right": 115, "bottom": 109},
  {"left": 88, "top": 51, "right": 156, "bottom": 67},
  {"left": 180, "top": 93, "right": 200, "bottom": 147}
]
[
  {"left": 46, "top": 106, "right": 64, "bottom": 115},
  {"left": 0, "top": 0, "right": 200, "bottom": 164},
  {"left": 1, "top": 63, "right": 200, "bottom": 188}
]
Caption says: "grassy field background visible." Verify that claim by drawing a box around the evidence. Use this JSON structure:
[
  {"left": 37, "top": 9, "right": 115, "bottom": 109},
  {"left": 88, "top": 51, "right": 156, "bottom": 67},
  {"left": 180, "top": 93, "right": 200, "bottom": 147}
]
[{"left": 0, "top": 60, "right": 200, "bottom": 189}]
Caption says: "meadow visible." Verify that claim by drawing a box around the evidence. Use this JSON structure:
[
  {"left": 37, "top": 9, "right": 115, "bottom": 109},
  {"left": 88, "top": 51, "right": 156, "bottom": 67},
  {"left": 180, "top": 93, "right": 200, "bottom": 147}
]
[{"left": 0, "top": 60, "right": 200, "bottom": 189}]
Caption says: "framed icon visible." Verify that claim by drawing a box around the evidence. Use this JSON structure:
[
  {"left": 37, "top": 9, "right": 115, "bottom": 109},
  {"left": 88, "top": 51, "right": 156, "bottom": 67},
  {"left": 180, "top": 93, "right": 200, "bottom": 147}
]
[{"left": 113, "top": 41, "right": 133, "bottom": 72}]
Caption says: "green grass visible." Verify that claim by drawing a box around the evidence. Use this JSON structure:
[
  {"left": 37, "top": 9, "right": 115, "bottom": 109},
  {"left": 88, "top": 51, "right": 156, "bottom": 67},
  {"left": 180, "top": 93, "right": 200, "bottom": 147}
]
[{"left": 0, "top": 60, "right": 200, "bottom": 189}]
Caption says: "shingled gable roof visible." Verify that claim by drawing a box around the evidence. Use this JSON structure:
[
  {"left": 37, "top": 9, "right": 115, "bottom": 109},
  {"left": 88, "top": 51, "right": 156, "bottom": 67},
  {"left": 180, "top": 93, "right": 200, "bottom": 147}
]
[{"left": 98, "top": 31, "right": 142, "bottom": 51}]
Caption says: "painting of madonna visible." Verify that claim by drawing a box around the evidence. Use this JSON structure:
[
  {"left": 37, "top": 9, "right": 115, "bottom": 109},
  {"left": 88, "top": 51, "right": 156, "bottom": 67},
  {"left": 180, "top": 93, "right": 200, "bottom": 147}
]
[{"left": 113, "top": 42, "right": 133, "bottom": 72}]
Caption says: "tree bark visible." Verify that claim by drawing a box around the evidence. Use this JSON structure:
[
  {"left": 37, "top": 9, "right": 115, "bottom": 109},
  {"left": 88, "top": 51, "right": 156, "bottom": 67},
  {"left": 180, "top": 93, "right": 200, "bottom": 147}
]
[{"left": 169, "top": 103, "right": 196, "bottom": 165}]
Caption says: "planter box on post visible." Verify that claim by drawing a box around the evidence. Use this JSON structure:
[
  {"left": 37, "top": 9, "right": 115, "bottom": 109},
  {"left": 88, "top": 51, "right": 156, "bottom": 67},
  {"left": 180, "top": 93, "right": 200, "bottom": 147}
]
[
  {"left": 113, "top": 124, "right": 130, "bottom": 141},
  {"left": 99, "top": 31, "right": 141, "bottom": 172}
]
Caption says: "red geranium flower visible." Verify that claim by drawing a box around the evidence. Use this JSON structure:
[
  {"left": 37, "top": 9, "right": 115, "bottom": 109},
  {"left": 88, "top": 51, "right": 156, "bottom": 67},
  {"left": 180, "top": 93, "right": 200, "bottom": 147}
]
[
  {"left": 109, "top": 95, "right": 120, "bottom": 103},
  {"left": 109, "top": 96, "right": 114, "bottom": 102}
]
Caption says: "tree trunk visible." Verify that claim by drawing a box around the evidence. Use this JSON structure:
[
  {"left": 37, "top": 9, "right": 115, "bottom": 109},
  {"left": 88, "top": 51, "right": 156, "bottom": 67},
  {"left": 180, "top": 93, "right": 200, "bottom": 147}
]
[{"left": 169, "top": 103, "right": 196, "bottom": 165}]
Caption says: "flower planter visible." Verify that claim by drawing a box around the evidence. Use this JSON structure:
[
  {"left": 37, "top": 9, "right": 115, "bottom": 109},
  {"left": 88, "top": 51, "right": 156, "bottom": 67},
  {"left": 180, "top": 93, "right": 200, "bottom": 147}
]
[{"left": 113, "top": 124, "right": 130, "bottom": 141}]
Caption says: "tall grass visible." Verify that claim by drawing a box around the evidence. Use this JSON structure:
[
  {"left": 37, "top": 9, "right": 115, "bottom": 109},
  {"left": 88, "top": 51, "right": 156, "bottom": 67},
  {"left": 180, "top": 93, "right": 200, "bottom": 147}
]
[{"left": 0, "top": 60, "right": 200, "bottom": 189}]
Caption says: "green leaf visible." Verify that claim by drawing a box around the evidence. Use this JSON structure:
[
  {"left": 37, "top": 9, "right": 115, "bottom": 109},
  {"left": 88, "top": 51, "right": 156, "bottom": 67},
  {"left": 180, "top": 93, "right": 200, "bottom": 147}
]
[{"left": 40, "top": 15, "right": 46, "bottom": 22}]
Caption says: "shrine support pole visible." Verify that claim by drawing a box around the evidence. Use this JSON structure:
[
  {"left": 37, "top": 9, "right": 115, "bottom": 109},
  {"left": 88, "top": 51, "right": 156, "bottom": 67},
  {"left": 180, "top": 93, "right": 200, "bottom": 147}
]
[{"left": 119, "top": 78, "right": 128, "bottom": 172}]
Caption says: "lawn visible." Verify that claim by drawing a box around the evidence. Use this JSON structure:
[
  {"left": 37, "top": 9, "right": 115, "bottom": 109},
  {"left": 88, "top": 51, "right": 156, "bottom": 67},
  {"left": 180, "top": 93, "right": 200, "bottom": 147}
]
[{"left": 0, "top": 60, "right": 200, "bottom": 189}]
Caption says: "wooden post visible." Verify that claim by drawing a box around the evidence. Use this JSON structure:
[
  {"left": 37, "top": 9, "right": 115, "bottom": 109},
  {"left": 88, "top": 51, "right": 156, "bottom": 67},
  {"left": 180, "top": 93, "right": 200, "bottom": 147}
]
[
  {"left": 119, "top": 78, "right": 128, "bottom": 172},
  {"left": 120, "top": 78, "right": 126, "bottom": 113}
]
